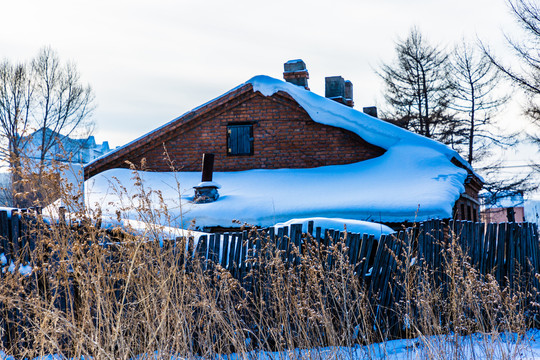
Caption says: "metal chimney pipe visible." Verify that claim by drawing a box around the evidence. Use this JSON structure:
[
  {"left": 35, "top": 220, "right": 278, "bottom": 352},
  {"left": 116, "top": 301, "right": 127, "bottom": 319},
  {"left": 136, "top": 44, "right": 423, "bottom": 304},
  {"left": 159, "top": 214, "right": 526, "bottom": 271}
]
[{"left": 201, "top": 153, "right": 215, "bottom": 182}]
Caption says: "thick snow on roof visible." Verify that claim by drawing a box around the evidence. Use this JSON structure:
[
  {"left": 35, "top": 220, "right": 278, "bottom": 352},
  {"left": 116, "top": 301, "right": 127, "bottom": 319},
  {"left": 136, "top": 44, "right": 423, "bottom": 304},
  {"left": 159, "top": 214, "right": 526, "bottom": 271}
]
[
  {"left": 251, "top": 75, "right": 469, "bottom": 163},
  {"left": 85, "top": 75, "right": 470, "bottom": 228}
]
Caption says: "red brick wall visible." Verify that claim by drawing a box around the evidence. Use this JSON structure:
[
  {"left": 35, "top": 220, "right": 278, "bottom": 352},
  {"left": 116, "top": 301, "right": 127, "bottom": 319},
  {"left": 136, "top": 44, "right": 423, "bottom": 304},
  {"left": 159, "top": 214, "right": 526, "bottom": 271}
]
[{"left": 88, "top": 91, "right": 385, "bottom": 175}]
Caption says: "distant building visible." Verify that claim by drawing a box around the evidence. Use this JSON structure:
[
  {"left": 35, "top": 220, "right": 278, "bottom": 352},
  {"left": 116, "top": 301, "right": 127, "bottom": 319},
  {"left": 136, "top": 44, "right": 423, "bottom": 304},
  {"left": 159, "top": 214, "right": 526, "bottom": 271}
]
[
  {"left": 21, "top": 127, "right": 111, "bottom": 167},
  {"left": 16, "top": 127, "right": 113, "bottom": 206},
  {"left": 481, "top": 191, "right": 526, "bottom": 223}
]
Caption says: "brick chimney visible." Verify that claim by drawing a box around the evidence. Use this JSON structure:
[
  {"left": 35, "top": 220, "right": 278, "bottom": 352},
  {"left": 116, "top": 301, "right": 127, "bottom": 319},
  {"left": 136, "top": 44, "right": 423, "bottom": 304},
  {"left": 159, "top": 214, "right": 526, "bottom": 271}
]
[
  {"left": 325, "top": 76, "right": 354, "bottom": 107},
  {"left": 283, "top": 59, "right": 309, "bottom": 90},
  {"left": 363, "top": 106, "right": 378, "bottom": 118},
  {"left": 345, "top": 80, "right": 354, "bottom": 107}
]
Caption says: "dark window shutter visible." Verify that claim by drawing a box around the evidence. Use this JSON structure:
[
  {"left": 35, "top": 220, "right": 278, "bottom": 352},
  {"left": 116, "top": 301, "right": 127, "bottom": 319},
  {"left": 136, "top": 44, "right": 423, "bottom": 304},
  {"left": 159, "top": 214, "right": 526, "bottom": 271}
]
[{"left": 227, "top": 124, "right": 253, "bottom": 155}]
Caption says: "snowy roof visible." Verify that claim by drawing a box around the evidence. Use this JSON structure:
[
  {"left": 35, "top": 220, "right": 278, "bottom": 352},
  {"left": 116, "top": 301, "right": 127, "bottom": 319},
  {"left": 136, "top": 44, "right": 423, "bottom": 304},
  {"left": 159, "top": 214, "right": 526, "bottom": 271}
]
[{"left": 85, "top": 75, "right": 476, "bottom": 228}]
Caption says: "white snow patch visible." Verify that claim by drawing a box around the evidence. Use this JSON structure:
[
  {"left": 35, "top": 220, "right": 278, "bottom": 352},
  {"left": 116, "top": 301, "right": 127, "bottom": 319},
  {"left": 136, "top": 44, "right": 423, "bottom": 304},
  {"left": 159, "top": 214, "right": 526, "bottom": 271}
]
[
  {"left": 7, "top": 261, "right": 15, "bottom": 273},
  {"left": 2, "top": 260, "right": 32, "bottom": 276},
  {"left": 19, "top": 263, "right": 32, "bottom": 276}
]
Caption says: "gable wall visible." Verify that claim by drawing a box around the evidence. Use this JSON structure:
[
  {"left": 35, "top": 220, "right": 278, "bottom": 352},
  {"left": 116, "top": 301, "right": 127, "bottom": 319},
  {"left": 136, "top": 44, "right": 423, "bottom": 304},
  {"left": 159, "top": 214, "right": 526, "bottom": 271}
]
[{"left": 88, "top": 92, "right": 385, "bottom": 175}]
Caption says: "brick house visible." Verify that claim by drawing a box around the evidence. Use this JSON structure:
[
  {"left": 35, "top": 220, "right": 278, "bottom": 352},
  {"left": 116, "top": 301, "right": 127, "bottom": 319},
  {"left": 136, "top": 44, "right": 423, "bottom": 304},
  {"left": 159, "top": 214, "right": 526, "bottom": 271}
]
[{"left": 84, "top": 60, "right": 482, "bottom": 225}]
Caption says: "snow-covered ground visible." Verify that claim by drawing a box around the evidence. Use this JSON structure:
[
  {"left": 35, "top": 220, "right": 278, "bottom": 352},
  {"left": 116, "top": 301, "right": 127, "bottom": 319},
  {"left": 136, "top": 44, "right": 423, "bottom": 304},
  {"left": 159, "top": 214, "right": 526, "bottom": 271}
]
[{"left": 3, "top": 330, "right": 539, "bottom": 359}]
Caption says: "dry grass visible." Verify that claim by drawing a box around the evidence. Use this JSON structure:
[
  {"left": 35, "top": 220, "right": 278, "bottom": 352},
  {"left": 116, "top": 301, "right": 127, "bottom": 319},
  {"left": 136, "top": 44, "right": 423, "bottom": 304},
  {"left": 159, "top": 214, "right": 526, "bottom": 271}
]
[{"left": 0, "top": 165, "right": 536, "bottom": 359}]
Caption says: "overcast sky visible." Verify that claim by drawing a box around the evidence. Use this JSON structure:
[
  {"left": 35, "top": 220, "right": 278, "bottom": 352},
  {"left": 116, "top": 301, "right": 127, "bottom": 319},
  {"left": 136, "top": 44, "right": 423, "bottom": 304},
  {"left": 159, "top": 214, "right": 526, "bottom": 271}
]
[{"left": 1, "top": 0, "right": 533, "bottom": 168}]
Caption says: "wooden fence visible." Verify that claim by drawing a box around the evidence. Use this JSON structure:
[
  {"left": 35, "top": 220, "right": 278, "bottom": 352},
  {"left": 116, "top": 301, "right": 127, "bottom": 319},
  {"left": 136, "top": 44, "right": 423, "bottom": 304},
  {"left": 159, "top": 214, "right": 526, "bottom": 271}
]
[
  {"left": 181, "top": 219, "right": 540, "bottom": 316},
  {"left": 0, "top": 208, "right": 539, "bottom": 353}
]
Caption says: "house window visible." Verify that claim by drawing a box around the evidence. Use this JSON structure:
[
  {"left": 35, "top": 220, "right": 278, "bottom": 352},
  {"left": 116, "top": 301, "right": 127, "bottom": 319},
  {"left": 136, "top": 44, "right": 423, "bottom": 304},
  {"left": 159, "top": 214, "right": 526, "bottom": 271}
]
[{"left": 227, "top": 124, "right": 253, "bottom": 155}]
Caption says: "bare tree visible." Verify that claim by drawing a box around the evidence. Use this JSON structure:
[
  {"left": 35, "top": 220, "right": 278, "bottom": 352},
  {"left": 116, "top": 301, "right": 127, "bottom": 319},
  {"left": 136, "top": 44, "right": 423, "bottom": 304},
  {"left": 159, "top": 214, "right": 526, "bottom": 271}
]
[
  {"left": 378, "top": 27, "right": 455, "bottom": 143},
  {"left": 0, "top": 48, "right": 95, "bottom": 206},
  {"left": 31, "top": 47, "right": 95, "bottom": 177},
  {"left": 450, "top": 41, "right": 511, "bottom": 165},
  {"left": 0, "top": 61, "right": 34, "bottom": 203},
  {"left": 481, "top": 0, "right": 540, "bottom": 145}
]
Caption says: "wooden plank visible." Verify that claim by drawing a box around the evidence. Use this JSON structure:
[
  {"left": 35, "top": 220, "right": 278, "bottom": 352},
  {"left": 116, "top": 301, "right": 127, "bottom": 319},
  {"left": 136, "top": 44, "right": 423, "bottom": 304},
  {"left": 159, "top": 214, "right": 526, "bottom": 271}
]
[
  {"left": 345, "top": 231, "right": 352, "bottom": 262},
  {"left": 365, "top": 235, "right": 378, "bottom": 277},
  {"left": 208, "top": 234, "right": 216, "bottom": 264},
  {"left": 276, "top": 227, "right": 285, "bottom": 263},
  {"left": 0, "top": 210, "right": 9, "bottom": 260},
  {"left": 212, "top": 233, "right": 221, "bottom": 265},
  {"left": 369, "top": 234, "right": 388, "bottom": 297},
  {"left": 456, "top": 220, "right": 468, "bottom": 256},
  {"left": 335, "top": 230, "right": 342, "bottom": 254},
  {"left": 282, "top": 226, "right": 290, "bottom": 266},
  {"left": 290, "top": 224, "right": 302, "bottom": 266},
  {"left": 485, "top": 223, "right": 496, "bottom": 273},
  {"left": 531, "top": 223, "right": 540, "bottom": 305},
  {"left": 288, "top": 224, "right": 297, "bottom": 265},
  {"left": 507, "top": 223, "right": 516, "bottom": 290},
  {"left": 325, "top": 229, "right": 334, "bottom": 269},
  {"left": 233, "top": 233, "right": 243, "bottom": 280},
  {"left": 186, "top": 236, "right": 195, "bottom": 270},
  {"left": 518, "top": 223, "right": 526, "bottom": 287},
  {"left": 468, "top": 221, "right": 477, "bottom": 268},
  {"left": 221, "top": 233, "right": 230, "bottom": 268},
  {"left": 417, "top": 222, "right": 425, "bottom": 270},
  {"left": 495, "top": 223, "right": 506, "bottom": 285},
  {"left": 377, "top": 234, "right": 397, "bottom": 309},
  {"left": 528, "top": 223, "right": 539, "bottom": 274},
  {"left": 516, "top": 224, "right": 525, "bottom": 275},
  {"left": 349, "top": 233, "right": 361, "bottom": 269},
  {"left": 423, "top": 221, "right": 433, "bottom": 272},
  {"left": 196, "top": 235, "right": 208, "bottom": 270},
  {"left": 433, "top": 220, "right": 442, "bottom": 286},
  {"left": 477, "top": 222, "right": 486, "bottom": 273},
  {"left": 356, "top": 233, "right": 369, "bottom": 277},
  {"left": 466, "top": 221, "right": 474, "bottom": 265},
  {"left": 295, "top": 224, "right": 303, "bottom": 263},
  {"left": 175, "top": 237, "right": 185, "bottom": 268},
  {"left": 527, "top": 223, "right": 540, "bottom": 296},
  {"left": 307, "top": 221, "right": 314, "bottom": 237},
  {"left": 276, "top": 227, "right": 284, "bottom": 251},
  {"left": 315, "top": 227, "right": 322, "bottom": 245},
  {"left": 10, "top": 210, "right": 20, "bottom": 258},
  {"left": 521, "top": 224, "right": 528, "bottom": 270},
  {"left": 244, "top": 232, "right": 254, "bottom": 292},
  {"left": 227, "top": 234, "right": 238, "bottom": 274},
  {"left": 237, "top": 231, "right": 247, "bottom": 281},
  {"left": 381, "top": 233, "right": 402, "bottom": 309},
  {"left": 254, "top": 230, "right": 262, "bottom": 265},
  {"left": 19, "top": 211, "right": 29, "bottom": 264}
]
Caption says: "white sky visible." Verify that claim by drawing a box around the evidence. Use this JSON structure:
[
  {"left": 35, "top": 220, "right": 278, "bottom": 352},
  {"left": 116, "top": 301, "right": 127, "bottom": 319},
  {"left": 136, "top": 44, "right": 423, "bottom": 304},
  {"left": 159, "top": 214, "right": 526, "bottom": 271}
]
[{"left": 1, "top": 0, "right": 537, "bottom": 169}]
